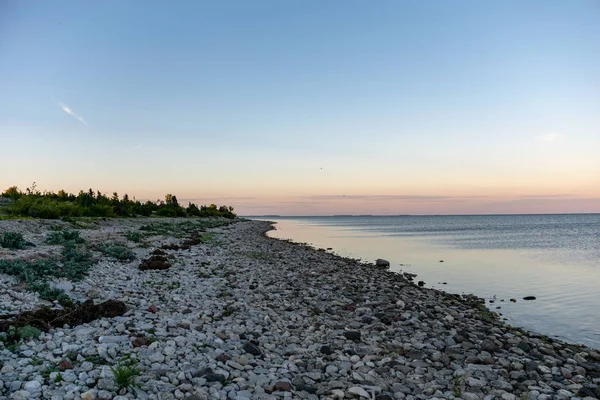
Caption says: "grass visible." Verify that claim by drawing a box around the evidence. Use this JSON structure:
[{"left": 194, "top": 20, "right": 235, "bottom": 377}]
[
  {"left": 0, "top": 232, "right": 34, "bottom": 249},
  {"left": 110, "top": 361, "right": 142, "bottom": 390},
  {"left": 29, "top": 357, "right": 43, "bottom": 366}
]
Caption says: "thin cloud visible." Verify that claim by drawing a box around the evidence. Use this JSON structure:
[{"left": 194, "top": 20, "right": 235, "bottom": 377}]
[
  {"left": 303, "top": 194, "right": 488, "bottom": 202},
  {"left": 134, "top": 143, "right": 144, "bottom": 150},
  {"left": 181, "top": 197, "right": 258, "bottom": 202},
  {"left": 536, "top": 133, "right": 563, "bottom": 142},
  {"left": 58, "top": 102, "right": 87, "bottom": 125},
  {"left": 519, "top": 194, "right": 575, "bottom": 199}
]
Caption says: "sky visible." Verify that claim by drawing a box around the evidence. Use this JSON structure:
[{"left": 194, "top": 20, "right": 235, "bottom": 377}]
[{"left": 1, "top": 1, "right": 599, "bottom": 215}]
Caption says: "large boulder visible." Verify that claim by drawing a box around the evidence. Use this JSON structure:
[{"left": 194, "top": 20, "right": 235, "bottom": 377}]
[{"left": 375, "top": 259, "right": 390, "bottom": 268}]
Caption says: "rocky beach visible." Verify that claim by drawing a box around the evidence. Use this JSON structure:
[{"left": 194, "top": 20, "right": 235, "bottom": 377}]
[{"left": 1, "top": 218, "right": 599, "bottom": 400}]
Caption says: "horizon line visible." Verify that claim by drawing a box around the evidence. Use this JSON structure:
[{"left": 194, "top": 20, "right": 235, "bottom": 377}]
[{"left": 244, "top": 212, "right": 600, "bottom": 218}]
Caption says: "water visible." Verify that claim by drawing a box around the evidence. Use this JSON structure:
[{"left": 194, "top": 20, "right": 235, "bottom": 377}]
[{"left": 255, "top": 214, "right": 600, "bottom": 349}]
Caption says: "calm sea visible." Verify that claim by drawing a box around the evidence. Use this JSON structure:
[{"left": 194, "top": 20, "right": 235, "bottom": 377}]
[{"left": 254, "top": 214, "right": 600, "bottom": 349}]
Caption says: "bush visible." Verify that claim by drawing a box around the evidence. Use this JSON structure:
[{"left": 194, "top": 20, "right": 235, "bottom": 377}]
[
  {"left": 0, "top": 232, "right": 33, "bottom": 249},
  {"left": 46, "top": 230, "right": 84, "bottom": 245},
  {"left": 0, "top": 229, "right": 92, "bottom": 305},
  {"left": 124, "top": 231, "right": 143, "bottom": 242},
  {"left": 0, "top": 325, "right": 42, "bottom": 343},
  {"left": 97, "top": 243, "right": 136, "bottom": 261},
  {"left": 2, "top": 185, "right": 237, "bottom": 219}
]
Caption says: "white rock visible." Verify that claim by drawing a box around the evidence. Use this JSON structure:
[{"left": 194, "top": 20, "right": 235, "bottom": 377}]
[
  {"left": 163, "top": 346, "right": 176, "bottom": 356},
  {"left": 80, "top": 361, "right": 94, "bottom": 372},
  {"left": 98, "top": 335, "right": 128, "bottom": 344},
  {"left": 11, "top": 390, "right": 32, "bottom": 400},
  {"left": 149, "top": 352, "right": 165, "bottom": 363},
  {"left": 75, "top": 328, "right": 96, "bottom": 338},
  {"left": 1, "top": 364, "right": 14, "bottom": 373},
  {"left": 23, "top": 380, "right": 42, "bottom": 393}
]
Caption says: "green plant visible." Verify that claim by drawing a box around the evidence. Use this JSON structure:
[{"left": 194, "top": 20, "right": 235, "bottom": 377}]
[
  {"left": 452, "top": 375, "right": 464, "bottom": 397},
  {"left": 0, "top": 325, "right": 42, "bottom": 344},
  {"left": 97, "top": 243, "right": 136, "bottom": 261},
  {"left": 124, "top": 231, "right": 143, "bottom": 242},
  {"left": 110, "top": 361, "right": 142, "bottom": 390},
  {"left": 65, "top": 350, "right": 79, "bottom": 361},
  {"left": 29, "top": 357, "right": 43, "bottom": 366},
  {"left": 46, "top": 230, "right": 84, "bottom": 245},
  {"left": 55, "top": 372, "right": 63, "bottom": 382},
  {"left": 84, "top": 354, "right": 107, "bottom": 365},
  {"left": 18, "top": 325, "right": 42, "bottom": 340},
  {"left": 3, "top": 185, "right": 236, "bottom": 219},
  {"left": 0, "top": 232, "right": 33, "bottom": 249},
  {"left": 41, "top": 365, "right": 59, "bottom": 379}
]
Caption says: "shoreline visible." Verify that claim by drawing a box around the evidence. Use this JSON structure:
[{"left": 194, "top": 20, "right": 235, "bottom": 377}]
[
  {"left": 0, "top": 218, "right": 599, "bottom": 400},
  {"left": 260, "top": 216, "right": 600, "bottom": 351}
]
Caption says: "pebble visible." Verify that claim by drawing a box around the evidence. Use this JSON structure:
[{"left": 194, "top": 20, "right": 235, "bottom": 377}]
[{"left": 0, "top": 218, "right": 599, "bottom": 400}]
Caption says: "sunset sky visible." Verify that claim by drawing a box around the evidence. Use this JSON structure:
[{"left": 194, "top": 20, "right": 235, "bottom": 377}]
[{"left": 1, "top": 1, "right": 599, "bottom": 215}]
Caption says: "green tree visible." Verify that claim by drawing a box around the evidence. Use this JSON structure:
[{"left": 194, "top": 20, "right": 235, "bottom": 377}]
[{"left": 3, "top": 186, "right": 21, "bottom": 200}]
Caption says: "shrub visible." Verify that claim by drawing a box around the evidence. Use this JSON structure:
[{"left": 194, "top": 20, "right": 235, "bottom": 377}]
[
  {"left": 46, "top": 230, "right": 84, "bottom": 245},
  {"left": 124, "top": 231, "right": 143, "bottom": 243},
  {"left": 98, "top": 243, "right": 136, "bottom": 261},
  {"left": 17, "top": 325, "right": 42, "bottom": 340},
  {"left": 0, "top": 325, "right": 43, "bottom": 343},
  {"left": 3, "top": 185, "right": 236, "bottom": 219},
  {"left": 1, "top": 232, "right": 33, "bottom": 249}
]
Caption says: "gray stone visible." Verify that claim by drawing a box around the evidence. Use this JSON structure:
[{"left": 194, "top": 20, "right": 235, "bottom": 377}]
[
  {"left": 347, "top": 386, "right": 371, "bottom": 398},
  {"left": 375, "top": 259, "right": 390, "bottom": 268}
]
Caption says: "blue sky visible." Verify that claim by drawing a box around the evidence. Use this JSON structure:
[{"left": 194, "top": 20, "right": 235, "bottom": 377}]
[{"left": 1, "top": 1, "right": 599, "bottom": 214}]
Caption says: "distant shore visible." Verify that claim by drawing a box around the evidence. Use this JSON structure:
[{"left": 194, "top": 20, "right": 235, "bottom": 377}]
[{"left": 1, "top": 217, "right": 599, "bottom": 399}]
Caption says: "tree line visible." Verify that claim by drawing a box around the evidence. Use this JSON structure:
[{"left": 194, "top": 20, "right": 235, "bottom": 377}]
[{"left": 1, "top": 183, "right": 236, "bottom": 219}]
